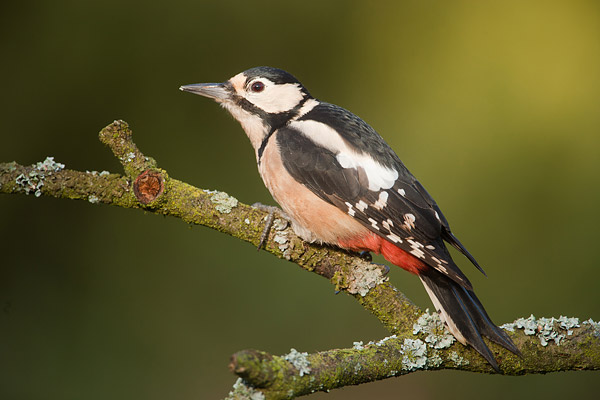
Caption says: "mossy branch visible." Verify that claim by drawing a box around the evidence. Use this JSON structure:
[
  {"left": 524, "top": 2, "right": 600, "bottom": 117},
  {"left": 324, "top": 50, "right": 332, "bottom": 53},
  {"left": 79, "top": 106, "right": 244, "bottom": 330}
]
[{"left": 1, "top": 120, "right": 599, "bottom": 400}]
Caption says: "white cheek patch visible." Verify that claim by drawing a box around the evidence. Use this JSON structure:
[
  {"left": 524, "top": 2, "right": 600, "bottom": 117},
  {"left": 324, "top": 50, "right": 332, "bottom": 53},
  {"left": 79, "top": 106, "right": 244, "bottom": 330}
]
[
  {"left": 245, "top": 79, "right": 305, "bottom": 114},
  {"left": 290, "top": 119, "right": 399, "bottom": 192}
]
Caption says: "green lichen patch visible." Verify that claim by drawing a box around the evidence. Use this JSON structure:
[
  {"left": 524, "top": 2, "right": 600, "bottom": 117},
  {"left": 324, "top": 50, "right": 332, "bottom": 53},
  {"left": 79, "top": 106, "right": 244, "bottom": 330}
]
[
  {"left": 86, "top": 170, "right": 110, "bottom": 177},
  {"left": 502, "top": 315, "right": 581, "bottom": 346},
  {"left": 283, "top": 348, "right": 311, "bottom": 377},
  {"left": 225, "top": 378, "right": 265, "bottom": 400},
  {"left": 401, "top": 338, "right": 427, "bottom": 371},
  {"left": 427, "top": 351, "right": 443, "bottom": 368},
  {"left": 352, "top": 341, "right": 364, "bottom": 350},
  {"left": 209, "top": 191, "right": 239, "bottom": 213},
  {"left": 412, "top": 310, "right": 455, "bottom": 349},
  {"left": 583, "top": 318, "right": 600, "bottom": 338},
  {"left": 346, "top": 261, "right": 388, "bottom": 297},
  {"left": 1, "top": 161, "right": 18, "bottom": 172},
  {"left": 448, "top": 351, "right": 469, "bottom": 367},
  {"left": 15, "top": 156, "right": 65, "bottom": 197}
]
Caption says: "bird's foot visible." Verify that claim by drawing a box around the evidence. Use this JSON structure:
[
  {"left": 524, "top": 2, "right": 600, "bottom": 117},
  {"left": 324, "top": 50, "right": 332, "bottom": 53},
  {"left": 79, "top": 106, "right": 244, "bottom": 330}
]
[
  {"left": 252, "top": 203, "right": 290, "bottom": 251},
  {"left": 358, "top": 251, "right": 372, "bottom": 262},
  {"left": 373, "top": 263, "right": 391, "bottom": 276}
]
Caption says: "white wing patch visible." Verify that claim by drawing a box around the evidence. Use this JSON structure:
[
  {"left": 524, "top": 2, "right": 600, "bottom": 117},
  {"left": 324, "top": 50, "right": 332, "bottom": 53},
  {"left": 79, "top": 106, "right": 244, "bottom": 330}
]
[
  {"left": 290, "top": 119, "right": 399, "bottom": 192},
  {"left": 337, "top": 153, "right": 398, "bottom": 191}
]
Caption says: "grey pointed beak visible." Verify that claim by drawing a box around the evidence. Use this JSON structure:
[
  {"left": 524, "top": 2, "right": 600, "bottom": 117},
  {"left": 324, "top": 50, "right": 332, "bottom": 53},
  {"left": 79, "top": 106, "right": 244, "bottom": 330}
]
[{"left": 179, "top": 82, "right": 230, "bottom": 101}]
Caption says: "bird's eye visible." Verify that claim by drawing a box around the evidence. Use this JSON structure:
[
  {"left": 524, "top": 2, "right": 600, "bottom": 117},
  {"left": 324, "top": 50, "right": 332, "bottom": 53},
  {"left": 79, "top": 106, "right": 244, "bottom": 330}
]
[{"left": 251, "top": 81, "right": 265, "bottom": 92}]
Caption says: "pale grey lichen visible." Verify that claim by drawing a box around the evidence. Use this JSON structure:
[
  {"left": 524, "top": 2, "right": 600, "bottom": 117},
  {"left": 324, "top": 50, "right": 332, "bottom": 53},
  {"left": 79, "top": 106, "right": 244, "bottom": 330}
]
[
  {"left": 582, "top": 318, "right": 600, "bottom": 338},
  {"left": 412, "top": 310, "right": 455, "bottom": 349},
  {"left": 85, "top": 170, "right": 110, "bottom": 177},
  {"left": 346, "top": 261, "right": 388, "bottom": 297},
  {"left": 352, "top": 341, "right": 364, "bottom": 350},
  {"left": 225, "top": 378, "right": 265, "bottom": 400},
  {"left": 448, "top": 351, "right": 469, "bottom": 367},
  {"left": 210, "top": 191, "right": 238, "bottom": 213},
  {"left": 36, "top": 156, "right": 65, "bottom": 173},
  {"left": 272, "top": 218, "right": 288, "bottom": 231},
  {"left": 427, "top": 351, "right": 443, "bottom": 368},
  {"left": 501, "top": 315, "right": 581, "bottom": 346},
  {"left": 374, "top": 334, "right": 397, "bottom": 346},
  {"left": 283, "top": 348, "right": 311, "bottom": 377},
  {"left": 4, "top": 161, "right": 18, "bottom": 172},
  {"left": 558, "top": 316, "right": 580, "bottom": 330},
  {"left": 401, "top": 338, "right": 427, "bottom": 371},
  {"left": 88, "top": 195, "right": 99, "bottom": 204},
  {"left": 122, "top": 152, "right": 136, "bottom": 163},
  {"left": 15, "top": 156, "right": 65, "bottom": 197},
  {"left": 270, "top": 218, "right": 291, "bottom": 253},
  {"left": 273, "top": 233, "right": 288, "bottom": 245}
]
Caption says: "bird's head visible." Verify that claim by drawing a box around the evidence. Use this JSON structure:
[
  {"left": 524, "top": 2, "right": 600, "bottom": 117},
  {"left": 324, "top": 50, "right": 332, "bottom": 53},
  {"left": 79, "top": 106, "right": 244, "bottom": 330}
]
[{"left": 180, "top": 67, "right": 314, "bottom": 151}]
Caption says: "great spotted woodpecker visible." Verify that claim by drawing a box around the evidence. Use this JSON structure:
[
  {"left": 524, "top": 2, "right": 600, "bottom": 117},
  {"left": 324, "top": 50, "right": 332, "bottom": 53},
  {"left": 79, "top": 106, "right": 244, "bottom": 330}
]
[{"left": 180, "top": 66, "right": 519, "bottom": 370}]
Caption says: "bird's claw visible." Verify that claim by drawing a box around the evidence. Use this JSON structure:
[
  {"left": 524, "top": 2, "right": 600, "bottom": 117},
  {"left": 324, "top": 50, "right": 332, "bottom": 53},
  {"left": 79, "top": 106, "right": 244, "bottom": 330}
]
[
  {"left": 358, "top": 251, "right": 373, "bottom": 262},
  {"left": 252, "top": 203, "right": 289, "bottom": 251}
]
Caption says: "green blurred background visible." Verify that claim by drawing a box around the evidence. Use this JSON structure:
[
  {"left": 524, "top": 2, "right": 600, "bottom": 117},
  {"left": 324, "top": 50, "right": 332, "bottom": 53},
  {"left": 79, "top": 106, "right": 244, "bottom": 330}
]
[{"left": 1, "top": 1, "right": 599, "bottom": 399}]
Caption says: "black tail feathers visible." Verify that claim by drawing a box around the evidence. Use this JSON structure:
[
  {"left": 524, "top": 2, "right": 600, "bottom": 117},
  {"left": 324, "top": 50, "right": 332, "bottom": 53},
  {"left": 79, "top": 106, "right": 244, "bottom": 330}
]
[{"left": 419, "top": 269, "right": 520, "bottom": 371}]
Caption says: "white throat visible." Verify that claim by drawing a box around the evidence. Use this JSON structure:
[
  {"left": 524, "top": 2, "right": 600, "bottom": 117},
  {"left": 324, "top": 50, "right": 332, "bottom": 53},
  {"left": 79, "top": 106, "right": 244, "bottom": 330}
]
[{"left": 221, "top": 102, "right": 269, "bottom": 159}]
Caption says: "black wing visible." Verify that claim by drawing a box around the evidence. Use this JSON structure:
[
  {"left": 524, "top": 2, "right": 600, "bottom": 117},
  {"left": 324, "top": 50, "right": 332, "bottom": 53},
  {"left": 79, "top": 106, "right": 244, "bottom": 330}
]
[{"left": 276, "top": 113, "right": 478, "bottom": 289}]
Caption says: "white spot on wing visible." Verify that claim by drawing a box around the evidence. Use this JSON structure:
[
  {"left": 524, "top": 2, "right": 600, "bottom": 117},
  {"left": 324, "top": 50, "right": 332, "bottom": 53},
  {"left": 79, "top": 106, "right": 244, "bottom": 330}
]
[
  {"left": 402, "top": 213, "right": 416, "bottom": 231},
  {"left": 387, "top": 233, "right": 403, "bottom": 243},
  {"left": 368, "top": 217, "right": 380, "bottom": 230},
  {"left": 410, "top": 248, "right": 425, "bottom": 259},
  {"left": 408, "top": 238, "right": 425, "bottom": 258},
  {"left": 344, "top": 201, "right": 356, "bottom": 216},
  {"left": 356, "top": 200, "right": 368, "bottom": 212},
  {"left": 397, "top": 188, "right": 406, "bottom": 196},
  {"left": 382, "top": 219, "right": 392, "bottom": 231},
  {"left": 373, "top": 191, "right": 389, "bottom": 210}
]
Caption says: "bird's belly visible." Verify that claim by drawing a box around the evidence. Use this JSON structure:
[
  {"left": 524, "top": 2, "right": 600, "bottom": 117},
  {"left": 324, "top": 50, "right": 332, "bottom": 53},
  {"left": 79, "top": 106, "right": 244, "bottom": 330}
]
[{"left": 258, "top": 142, "right": 368, "bottom": 244}]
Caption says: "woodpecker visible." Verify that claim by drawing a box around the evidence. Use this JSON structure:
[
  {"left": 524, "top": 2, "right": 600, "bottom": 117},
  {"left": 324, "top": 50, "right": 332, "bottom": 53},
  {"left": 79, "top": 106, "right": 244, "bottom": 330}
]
[{"left": 180, "top": 66, "right": 519, "bottom": 370}]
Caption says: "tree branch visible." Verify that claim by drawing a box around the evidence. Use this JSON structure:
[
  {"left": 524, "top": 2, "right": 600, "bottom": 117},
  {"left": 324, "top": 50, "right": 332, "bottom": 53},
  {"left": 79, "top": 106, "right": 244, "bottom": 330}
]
[{"left": 2, "top": 120, "right": 599, "bottom": 400}]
